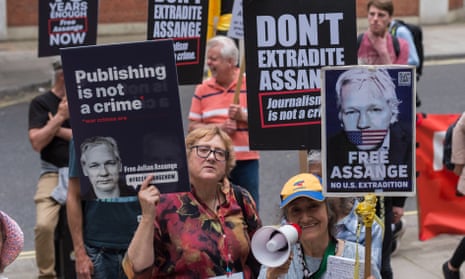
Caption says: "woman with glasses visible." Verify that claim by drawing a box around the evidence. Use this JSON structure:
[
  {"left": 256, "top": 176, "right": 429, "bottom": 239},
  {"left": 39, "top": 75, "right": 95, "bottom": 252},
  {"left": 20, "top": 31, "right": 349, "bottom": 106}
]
[{"left": 124, "top": 125, "right": 262, "bottom": 278}]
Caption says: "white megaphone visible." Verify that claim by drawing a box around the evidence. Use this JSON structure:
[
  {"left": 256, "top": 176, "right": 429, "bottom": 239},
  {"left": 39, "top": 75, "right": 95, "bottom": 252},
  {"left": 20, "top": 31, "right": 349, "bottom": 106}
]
[{"left": 251, "top": 223, "right": 301, "bottom": 267}]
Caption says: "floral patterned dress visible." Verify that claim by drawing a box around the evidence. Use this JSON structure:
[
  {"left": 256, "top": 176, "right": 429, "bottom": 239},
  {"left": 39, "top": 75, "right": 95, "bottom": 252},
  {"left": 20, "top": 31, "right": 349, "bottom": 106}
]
[{"left": 150, "top": 186, "right": 261, "bottom": 278}]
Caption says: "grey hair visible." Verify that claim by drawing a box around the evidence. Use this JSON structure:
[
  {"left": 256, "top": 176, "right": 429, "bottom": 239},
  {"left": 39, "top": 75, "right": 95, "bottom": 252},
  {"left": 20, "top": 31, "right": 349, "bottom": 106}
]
[
  {"left": 51, "top": 60, "right": 63, "bottom": 85},
  {"left": 335, "top": 68, "right": 401, "bottom": 123},
  {"left": 80, "top": 136, "right": 121, "bottom": 168},
  {"left": 206, "top": 35, "right": 239, "bottom": 66}
]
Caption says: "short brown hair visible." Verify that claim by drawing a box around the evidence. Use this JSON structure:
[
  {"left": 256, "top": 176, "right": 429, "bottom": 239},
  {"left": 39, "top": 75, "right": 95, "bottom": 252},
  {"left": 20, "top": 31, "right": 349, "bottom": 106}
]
[{"left": 367, "top": 0, "right": 394, "bottom": 16}]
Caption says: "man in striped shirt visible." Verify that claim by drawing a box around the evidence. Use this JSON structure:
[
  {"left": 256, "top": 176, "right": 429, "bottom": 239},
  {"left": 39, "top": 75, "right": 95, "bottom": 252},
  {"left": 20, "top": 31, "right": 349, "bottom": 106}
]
[{"left": 188, "top": 35, "right": 260, "bottom": 208}]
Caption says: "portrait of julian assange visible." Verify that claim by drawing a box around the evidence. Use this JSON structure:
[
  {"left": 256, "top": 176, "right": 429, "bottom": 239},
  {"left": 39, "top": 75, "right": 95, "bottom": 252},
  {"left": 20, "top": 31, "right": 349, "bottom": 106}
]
[
  {"left": 80, "top": 136, "right": 136, "bottom": 200},
  {"left": 322, "top": 66, "right": 415, "bottom": 195}
]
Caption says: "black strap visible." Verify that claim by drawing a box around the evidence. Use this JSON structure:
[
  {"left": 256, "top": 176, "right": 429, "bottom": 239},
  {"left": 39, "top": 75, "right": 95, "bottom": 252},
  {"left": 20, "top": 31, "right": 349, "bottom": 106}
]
[
  {"left": 232, "top": 185, "right": 261, "bottom": 278},
  {"left": 391, "top": 35, "right": 400, "bottom": 58},
  {"left": 233, "top": 185, "right": 246, "bottom": 214},
  {"left": 389, "top": 22, "right": 401, "bottom": 58},
  {"left": 390, "top": 21, "right": 400, "bottom": 36}
]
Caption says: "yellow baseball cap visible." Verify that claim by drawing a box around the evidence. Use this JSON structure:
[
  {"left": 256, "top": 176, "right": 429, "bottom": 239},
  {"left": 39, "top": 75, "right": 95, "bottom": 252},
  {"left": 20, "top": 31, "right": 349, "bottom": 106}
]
[{"left": 280, "top": 173, "right": 325, "bottom": 208}]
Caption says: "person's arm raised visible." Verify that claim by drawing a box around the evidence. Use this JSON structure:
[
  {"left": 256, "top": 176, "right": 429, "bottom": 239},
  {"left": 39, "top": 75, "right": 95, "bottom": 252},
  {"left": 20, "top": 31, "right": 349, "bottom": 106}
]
[
  {"left": 366, "top": 31, "right": 393, "bottom": 64},
  {"left": 127, "top": 175, "right": 159, "bottom": 274},
  {"left": 29, "top": 97, "right": 70, "bottom": 152}
]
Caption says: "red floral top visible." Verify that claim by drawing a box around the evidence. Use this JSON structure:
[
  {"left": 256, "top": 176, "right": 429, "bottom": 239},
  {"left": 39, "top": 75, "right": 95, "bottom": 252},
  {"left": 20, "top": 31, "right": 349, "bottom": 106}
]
[{"left": 150, "top": 185, "right": 261, "bottom": 278}]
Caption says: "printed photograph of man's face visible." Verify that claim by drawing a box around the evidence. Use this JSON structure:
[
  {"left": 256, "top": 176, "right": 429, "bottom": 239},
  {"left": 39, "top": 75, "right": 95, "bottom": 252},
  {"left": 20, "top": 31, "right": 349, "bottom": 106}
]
[
  {"left": 336, "top": 68, "right": 399, "bottom": 151},
  {"left": 81, "top": 136, "right": 122, "bottom": 199}
]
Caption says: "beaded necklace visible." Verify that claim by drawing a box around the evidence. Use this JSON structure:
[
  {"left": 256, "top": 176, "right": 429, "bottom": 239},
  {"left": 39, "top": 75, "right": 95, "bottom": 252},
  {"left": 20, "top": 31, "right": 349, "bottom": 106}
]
[{"left": 298, "top": 238, "right": 337, "bottom": 279}]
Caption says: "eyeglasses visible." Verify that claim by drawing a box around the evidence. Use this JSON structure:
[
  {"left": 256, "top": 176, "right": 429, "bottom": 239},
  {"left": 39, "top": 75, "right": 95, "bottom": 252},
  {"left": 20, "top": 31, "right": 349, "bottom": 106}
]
[{"left": 191, "top": 145, "right": 228, "bottom": 161}]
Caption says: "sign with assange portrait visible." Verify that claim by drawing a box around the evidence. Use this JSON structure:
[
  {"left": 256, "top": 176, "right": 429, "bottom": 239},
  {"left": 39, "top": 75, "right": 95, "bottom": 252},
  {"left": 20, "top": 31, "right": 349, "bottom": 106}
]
[
  {"left": 61, "top": 40, "right": 190, "bottom": 200},
  {"left": 243, "top": 0, "right": 357, "bottom": 150},
  {"left": 321, "top": 65, "right": 416, "bottom": 197},
  {"left": 147, "top": 0, "right": 209, "bottom": 85},
  {"left": 38, "top": 0, "right": 98, "bottom": 57}
]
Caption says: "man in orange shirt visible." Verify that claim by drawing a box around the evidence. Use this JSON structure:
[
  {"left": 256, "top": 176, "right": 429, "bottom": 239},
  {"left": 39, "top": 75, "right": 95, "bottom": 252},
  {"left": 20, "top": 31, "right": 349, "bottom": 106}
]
[{"left": 189, "top": 35, "right": 260, "bottom": 208}]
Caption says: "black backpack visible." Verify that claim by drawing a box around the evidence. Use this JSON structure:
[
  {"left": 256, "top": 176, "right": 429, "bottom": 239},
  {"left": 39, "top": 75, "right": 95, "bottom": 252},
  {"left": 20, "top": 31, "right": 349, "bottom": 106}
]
[
  {"left": 443, "top": 116, "right": 461, "bottom": 171},
  {"left": 390, "top": 20, "right": 424, "bottom": 77}
]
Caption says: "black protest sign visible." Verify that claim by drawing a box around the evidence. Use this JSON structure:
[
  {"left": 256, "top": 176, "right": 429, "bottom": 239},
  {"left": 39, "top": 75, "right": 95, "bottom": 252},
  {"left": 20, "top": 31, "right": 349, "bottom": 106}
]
[
  {"left": 61, "top": 40, "right": 190, "bottom": 200},
  {"left": 243, "top": 0, "right": 357, "bottom": 150},
  {"left": 322, "top": 65, "right": 416, "bottom": 197},
  {"left": 38, "top": 0, "right": 98, "bottom": 57},
  {"left": 147, "top": 0, "right": 209, "bottom": 85}
]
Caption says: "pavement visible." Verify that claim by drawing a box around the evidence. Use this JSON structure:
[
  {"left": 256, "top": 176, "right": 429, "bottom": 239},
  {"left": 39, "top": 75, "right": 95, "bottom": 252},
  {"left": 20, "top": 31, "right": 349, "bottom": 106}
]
[{"left": 1, "top": 21, "right": 465, "bottom": 278}]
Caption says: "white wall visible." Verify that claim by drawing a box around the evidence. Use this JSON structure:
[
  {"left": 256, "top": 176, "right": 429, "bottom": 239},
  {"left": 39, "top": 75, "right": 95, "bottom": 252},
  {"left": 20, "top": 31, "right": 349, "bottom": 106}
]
[
  {"left": 0, "top": 0, "right": 7, "bottom": 40},
  {"left": 420, "top": 0, "right": 449, "bottom": 24}
]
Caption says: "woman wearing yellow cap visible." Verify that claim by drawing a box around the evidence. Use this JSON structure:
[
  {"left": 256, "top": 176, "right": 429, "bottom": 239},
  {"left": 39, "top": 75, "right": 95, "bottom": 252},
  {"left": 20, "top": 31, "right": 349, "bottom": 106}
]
[{"left": 259, "top": 173, "right": 380, "bottom": 279}]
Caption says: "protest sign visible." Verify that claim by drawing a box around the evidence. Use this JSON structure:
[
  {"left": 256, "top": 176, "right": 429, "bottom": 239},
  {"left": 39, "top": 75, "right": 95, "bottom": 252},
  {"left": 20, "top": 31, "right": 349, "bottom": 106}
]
[
  {"left": 38, "top": 0, "right": 98, "bottom": 57},
  {"left": 244, "top": 0, "right": 357, "bottom": 150},
  {"left": 227, "top": 0, "right": 243, "bottom": 39},
  {"left": 321, "top": 65, "right": 416, "bottom": 196},
  {"left": 147, "top": 0, "right": 209, "bottom": 85},
  {"left": 327, "top": 256, "right": 365, "bottom": 279},
  {"left": 61, "top": 40, "right": 189, "bottom": 200}
]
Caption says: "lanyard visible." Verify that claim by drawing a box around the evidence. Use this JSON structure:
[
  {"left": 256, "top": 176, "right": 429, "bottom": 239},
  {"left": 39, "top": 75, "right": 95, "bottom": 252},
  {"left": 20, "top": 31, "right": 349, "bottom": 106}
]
[{"left": 301, "top": 238, "right": 337, "bottom": 279}]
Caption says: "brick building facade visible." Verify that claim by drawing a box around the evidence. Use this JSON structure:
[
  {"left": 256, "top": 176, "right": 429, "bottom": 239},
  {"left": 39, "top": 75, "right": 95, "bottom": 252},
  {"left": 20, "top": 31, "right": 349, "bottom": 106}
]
[{"left": 1, "top": 0, "right": 464, "bottom": 40}]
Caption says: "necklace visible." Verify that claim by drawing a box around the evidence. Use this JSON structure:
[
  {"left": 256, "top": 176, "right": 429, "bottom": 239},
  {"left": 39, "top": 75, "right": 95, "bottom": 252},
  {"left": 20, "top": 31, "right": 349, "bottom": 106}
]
[{"left": 298, "top": 238, "right": 337, "bottom": 279}]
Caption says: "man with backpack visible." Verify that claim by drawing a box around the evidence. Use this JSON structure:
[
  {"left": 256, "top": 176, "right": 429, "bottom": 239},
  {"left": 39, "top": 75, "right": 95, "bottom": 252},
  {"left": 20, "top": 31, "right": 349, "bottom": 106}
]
[
  {"left": 357, "top": 1, "right": 409, "bottom": 66},
  {"left": 357, "top": 1, "right": 423, "bottom": 108},
  {"left": 357, "top": 1, "right": 409, "bottom": 278},
  {"left": 387, "top": 18, "right": 422, "bottom": 256},
  {"left": 389, "top": 19, "right": 424, "bottom": 107},
  {"left": 389, "top": 20, "right": 420, "bottom": 70}
]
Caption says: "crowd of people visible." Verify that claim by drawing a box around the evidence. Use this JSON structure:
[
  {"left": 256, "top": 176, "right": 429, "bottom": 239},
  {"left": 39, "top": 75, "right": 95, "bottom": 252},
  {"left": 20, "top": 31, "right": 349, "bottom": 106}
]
[{"left": 2, "top": 1, "right": 462, "bottom": 279}]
